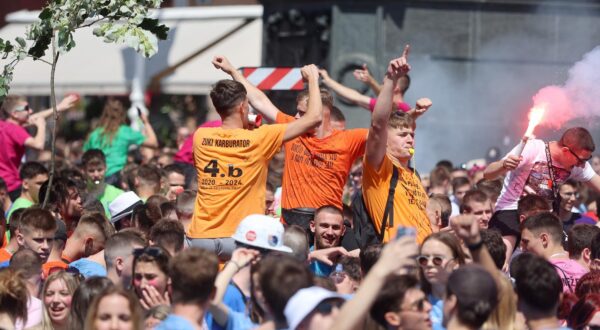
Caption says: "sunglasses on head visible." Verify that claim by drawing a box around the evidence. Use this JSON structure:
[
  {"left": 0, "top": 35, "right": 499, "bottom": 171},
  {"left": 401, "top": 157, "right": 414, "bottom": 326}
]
[
  {"left": 48, "top": 266, "right": 84, "bottom": 281},
  {"left": 416, "top": 255, "right": 448, "bottom": 267},
  {"left": 133, "top": 246, "right": 166, "bottom": 258},
  {"left": 314, "top": 299, "right": 344, "bottom": 315}
]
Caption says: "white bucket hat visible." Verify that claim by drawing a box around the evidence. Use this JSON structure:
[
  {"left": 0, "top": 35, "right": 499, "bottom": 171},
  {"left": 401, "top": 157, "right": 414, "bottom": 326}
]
[
  {"left": 285, "top": 286, "right": 345, "bottom": 330},
  {"left": 232, "top": 214, "right": 292, "bottom": 253},
  {"left": 109, "top": 191, "right": 142, "bottom": 223}
]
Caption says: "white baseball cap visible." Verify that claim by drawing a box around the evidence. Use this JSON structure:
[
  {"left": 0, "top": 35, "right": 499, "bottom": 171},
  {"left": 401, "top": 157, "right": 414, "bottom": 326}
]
[
  {"left": 285, "top": 286, "right": 345, "bottom": 330},
  {"left": 109, "top": 191, "right": 143, "bottom": 223},
  {"left": 232, "top": 214, "right": 292, "bottom": 253}
]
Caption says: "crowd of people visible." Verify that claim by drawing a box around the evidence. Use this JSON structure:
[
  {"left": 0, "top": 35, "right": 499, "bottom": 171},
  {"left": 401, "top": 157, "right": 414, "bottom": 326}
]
[{"left": 2, "top": 44, "right": 600, "bottom": 330}]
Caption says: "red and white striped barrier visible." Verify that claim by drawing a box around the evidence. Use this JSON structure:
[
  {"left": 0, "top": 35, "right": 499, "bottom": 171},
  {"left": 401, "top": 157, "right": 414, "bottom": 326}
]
[{"left": 240, "top": 67, "right": 304, "bottom": 90}]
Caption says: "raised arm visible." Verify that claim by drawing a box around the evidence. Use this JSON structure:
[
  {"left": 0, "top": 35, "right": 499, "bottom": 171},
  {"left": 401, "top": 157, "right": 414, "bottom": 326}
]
[
  {"left": 209, "top": 248, "right": 259, "bottom": 327},
  {"left": 330, "top": 235, "right": 419, "bottom": 330},
  {"left": 451, "top": 214, "right": 501, "bottom": 284},
  {"left": 28, "top": 94, "right": 78, "bottom": 121},
  {"left": 353, "top": 64, "right": 382, "bottom": 95},
  {"left": 23, "top": 116, "right": 46, "bottom": 150},
  {"left": 282, "top": 65, "right": 323, "bottom": 142},
  {"left": 140, "top": 112, "right": 158, "bottom": 148},
  {"left": 483, "top": 154, "right": 521, "bottom": 180},
  {"left": 212, "top": 56, "right": 281, "bottom": 122},
  {"left": 320, "top": 69, "right": 372, "bottom": 110},
  {"left": 365, "top": 46, "right": 411, "bottom": 170}
]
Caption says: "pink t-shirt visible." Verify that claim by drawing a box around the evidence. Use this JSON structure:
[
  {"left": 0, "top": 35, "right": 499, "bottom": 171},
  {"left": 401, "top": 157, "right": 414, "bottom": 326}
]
[
  {"left": 368, "top": 98, "right": 411, "bottom": 113},
  {"left": 0, "top": 120, "right": 31, "bottom": 191},
  {"left": 173, "top": 120, "right": 222, "bottom": 164},
  {"left": 550, "top": 258, "right": 587, "bottom": 293}
]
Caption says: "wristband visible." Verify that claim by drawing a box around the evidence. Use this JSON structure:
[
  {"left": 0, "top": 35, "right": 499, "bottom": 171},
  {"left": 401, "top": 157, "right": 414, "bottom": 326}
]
[
  {"left": 466, "top": 240, "right": 484, "bottom": 251},
  {"left": 228, "top": 260, "right": 241, "bottom": 271}
]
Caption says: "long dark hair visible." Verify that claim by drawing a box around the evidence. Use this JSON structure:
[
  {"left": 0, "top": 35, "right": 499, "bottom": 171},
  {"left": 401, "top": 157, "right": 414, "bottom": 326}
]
[{"left": 419, "top": 231, "right": 467, "bottom": 295}]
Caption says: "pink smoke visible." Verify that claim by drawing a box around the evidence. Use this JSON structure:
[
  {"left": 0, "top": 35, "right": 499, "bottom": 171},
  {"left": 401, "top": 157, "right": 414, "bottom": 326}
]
[{"left": 531, "top": 46, "right": 600, "bottom": 129}]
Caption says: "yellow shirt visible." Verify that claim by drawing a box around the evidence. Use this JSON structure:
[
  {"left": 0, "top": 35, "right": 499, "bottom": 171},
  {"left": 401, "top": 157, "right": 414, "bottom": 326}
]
[
  {"left": 187, "top": 124, "right": 286, "bottom": 238},
  {"left": 362, "top": 155, "right": 432, "bottom": 243}
]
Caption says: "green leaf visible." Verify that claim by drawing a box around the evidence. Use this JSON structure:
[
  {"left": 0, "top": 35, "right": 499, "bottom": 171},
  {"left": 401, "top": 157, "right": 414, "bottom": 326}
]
[
  {"left": 3, "top": 41, "right": 14, "bottom": 54},
  {"left": 39, "top": 8, "right": 52, "bottom": 20},
  {"left": 28, "top": 30, "right": 52, "bottom": 59},
  {"left": 138, "top": 18, "right": 169, "bottom": 40},
  {"left": 16, "top": 37, "right": 26, "bottom": 48}
]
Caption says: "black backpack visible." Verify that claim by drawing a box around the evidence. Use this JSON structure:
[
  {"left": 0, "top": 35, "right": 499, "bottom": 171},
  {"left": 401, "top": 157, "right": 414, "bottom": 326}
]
[{"left": 351, "top": 166, "right": 399, "bottom": 249}]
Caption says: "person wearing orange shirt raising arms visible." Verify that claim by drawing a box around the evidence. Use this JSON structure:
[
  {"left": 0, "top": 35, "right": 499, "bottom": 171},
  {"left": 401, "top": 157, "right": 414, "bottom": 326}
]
[
  {"left": 214, "top": 56, "right": 369, "bottom": 232},
  {"left": 187, "top": 60, "right": 322, "bottom": 261},
  {"left": 362, "top": 46, "right": 433, "bottom": 244}
]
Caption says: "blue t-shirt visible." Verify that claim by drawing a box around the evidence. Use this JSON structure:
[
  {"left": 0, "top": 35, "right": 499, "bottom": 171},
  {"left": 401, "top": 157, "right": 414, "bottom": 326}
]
[
  {"left": 429, "top": 294, "right": 445, "bottom": 330},
  {"left": 155, "top": 314, "right": 195, "bottom": 330},
  {"left": 69, "top": 258, "right": 107, "bottom": 278},
  {"left": 309, "top": 246, "right": 333, "bottom": 277},
  {"left": 206, "top": 283, "right": 249, "bottom": 330}
]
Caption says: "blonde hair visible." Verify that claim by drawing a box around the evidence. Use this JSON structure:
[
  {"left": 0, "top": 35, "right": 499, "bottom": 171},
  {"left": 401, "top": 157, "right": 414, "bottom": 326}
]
[
  {"left": 84, "top": 286, "right": 143, "bottom": 330},
  {"left": 481, "top": 274, "right": 517, "bottom": 330},
  {"left": 41, "top": 271, "right": 80, "bottom": 329}
]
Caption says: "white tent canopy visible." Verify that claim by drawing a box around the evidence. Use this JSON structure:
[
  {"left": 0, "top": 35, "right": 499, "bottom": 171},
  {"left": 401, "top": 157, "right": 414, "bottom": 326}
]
[{"left": 0, "top": 6, "right": 263, "bottom": 96}]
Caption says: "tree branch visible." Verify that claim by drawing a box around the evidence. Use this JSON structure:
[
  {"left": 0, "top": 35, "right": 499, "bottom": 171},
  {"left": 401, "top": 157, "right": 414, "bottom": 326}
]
[
  {"left": 27, "top": 55, "right": 52, "bottom": 65},
  {"left": 42, "top": 38, "right": 60, "bottom": 209}
]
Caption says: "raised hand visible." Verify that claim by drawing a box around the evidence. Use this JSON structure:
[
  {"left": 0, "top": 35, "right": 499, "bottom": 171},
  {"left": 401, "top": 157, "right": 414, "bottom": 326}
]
[
  {"left": 353, "top": 64, "right": 371, "bottom": 83},
  {"left": 230, "top": 247, "right": 260, "bottom": 269},
  {"left": 212, "top": 55, "right": 235, "bottom": 74},
  {"left": 451, "top": 214, "right": 481, "bottom": 245},
  {"left": 407, "top": 97, "right": 432, "bottom": 118},
  {"left": 301, "top": 64, "right": 320, "bottom": 82},
  {"left": 503, "top": 155, "right": 522, "bottom": 170},
  {"left": 375, "top": 235, "right": 419, "bottom": 276},
  {"left": 57, "top": 94, "right": 79, "bottom": 112},
  {"left": 387, "top": 45, "right": 411, "bottom": 80},
  {"left": 318, "top": 68, "right": 331, "bottom": 81}
]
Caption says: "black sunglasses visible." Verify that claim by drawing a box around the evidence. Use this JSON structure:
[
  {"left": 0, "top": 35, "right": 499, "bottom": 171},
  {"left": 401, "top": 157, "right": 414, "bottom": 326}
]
[
  {"left": 133, "top": 246, "right": 166, "bottom": 258},
  {"left": 566, "top": 146, "right": 592, "bottom": 164},
  {"left": 314, "top": 299, "right": 344, "bottom": 315}
]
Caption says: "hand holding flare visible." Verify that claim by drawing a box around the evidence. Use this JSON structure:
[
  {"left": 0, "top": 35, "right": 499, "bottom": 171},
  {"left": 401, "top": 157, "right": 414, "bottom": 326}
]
[{"left": 513, "top": 104, "right": 547, "bottom": 156}]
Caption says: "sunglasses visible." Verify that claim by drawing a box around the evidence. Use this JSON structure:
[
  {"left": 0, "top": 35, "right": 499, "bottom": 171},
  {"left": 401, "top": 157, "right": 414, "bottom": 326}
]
[
  {"left": 48, "top": 266, "right": 85, "bottom": 281},
  {"left": 403, "top": 297, "right": 427, "bottom": 312},
  {"left": 133, "top": 246, "right": 166, "bottom": 258},
  {"left": 416, "top": 255, "right": 450, "bottom": 267},
  {"left": 314, "top": 299, "right": 344, "bottom": 315},
  {"left": 13, "top": 104, "right": 30, "bottom": 112},
  {"left": 566, "top": 146, "right": 592, "bottom": 164}
]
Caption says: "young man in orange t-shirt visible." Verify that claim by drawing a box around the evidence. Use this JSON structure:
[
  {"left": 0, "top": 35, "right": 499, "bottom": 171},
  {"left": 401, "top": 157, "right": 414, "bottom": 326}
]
[
  {"left": 362, "top": 46, "right": 433, "bottom": 243},
  {"left": 214, "top": 57, "right": 368, "bottom": 232},
  {"left": 187, "top": 61, "right": 323, "bottom": 260}
]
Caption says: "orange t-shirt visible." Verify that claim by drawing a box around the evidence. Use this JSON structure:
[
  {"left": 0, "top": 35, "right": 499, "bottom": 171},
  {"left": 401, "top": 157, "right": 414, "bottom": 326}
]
[
  {"left": 187, "top": 124, "right": 287, "bottom": 239},
  {"left": 42, "top": 260, "right": 69, "bottom": 277},
  {"left": 362, "top": 155, "right": 432, "bottom": 244},
  {"left": 0, "top": 248, "right": 12, "bottom": 263},
  {"left": 276, "top": 112, "right": 367, "bottom": 210}
]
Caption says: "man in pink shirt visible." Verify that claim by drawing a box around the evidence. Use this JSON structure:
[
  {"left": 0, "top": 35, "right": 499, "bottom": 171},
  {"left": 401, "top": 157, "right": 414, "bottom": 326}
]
[
  {"left": 0, "top": 95, "right": 77, "bottom": 200},
  {"left": 520, "top": 212, "right": 587, "bottom": 293}
]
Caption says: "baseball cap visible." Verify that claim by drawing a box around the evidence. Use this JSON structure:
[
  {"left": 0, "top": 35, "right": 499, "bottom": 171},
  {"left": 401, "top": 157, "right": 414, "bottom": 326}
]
[
  {"left": 285, "top": 286, "right": 345, "bottom": 330},
  {"left": 232, "top": 214, "right": 292, "bottom": 253},
  {"left": 109, "top": 191, "right": 143, "bottom": 223}
]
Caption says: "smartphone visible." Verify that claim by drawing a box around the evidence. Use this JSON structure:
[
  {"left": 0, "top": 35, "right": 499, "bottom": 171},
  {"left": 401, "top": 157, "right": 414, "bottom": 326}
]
[{"left": 396, "top": 226, "right": 416, "bottom": 240}]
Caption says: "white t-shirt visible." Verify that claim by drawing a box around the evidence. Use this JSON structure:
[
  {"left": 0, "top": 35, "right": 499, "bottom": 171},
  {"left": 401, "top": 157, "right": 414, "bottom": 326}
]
[{"left": 495, "top": 139, "right": 595, "bottom": 211}]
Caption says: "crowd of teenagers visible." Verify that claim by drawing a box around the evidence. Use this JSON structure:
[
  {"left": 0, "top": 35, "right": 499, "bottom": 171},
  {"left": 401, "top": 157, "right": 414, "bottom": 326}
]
[{"left": 3, "top": 45, "right": 600, "bottom": 330}]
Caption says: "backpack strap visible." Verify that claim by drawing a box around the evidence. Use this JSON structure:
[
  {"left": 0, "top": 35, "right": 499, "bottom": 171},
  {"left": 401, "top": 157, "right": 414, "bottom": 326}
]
[{"left": 378, "top": 166, "right": 400, "bottom": 241}]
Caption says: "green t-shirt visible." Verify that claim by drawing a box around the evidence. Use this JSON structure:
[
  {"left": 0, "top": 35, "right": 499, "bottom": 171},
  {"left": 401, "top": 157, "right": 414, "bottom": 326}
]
[
  {"left": 84, "top": 125, "right": 145, "bottom": 176},
  {"left": 7, "top": 197, "right": 33, "bottom": 221},
  {"left": 99, "top": 184, "right": 124, "bottom": 218}
]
